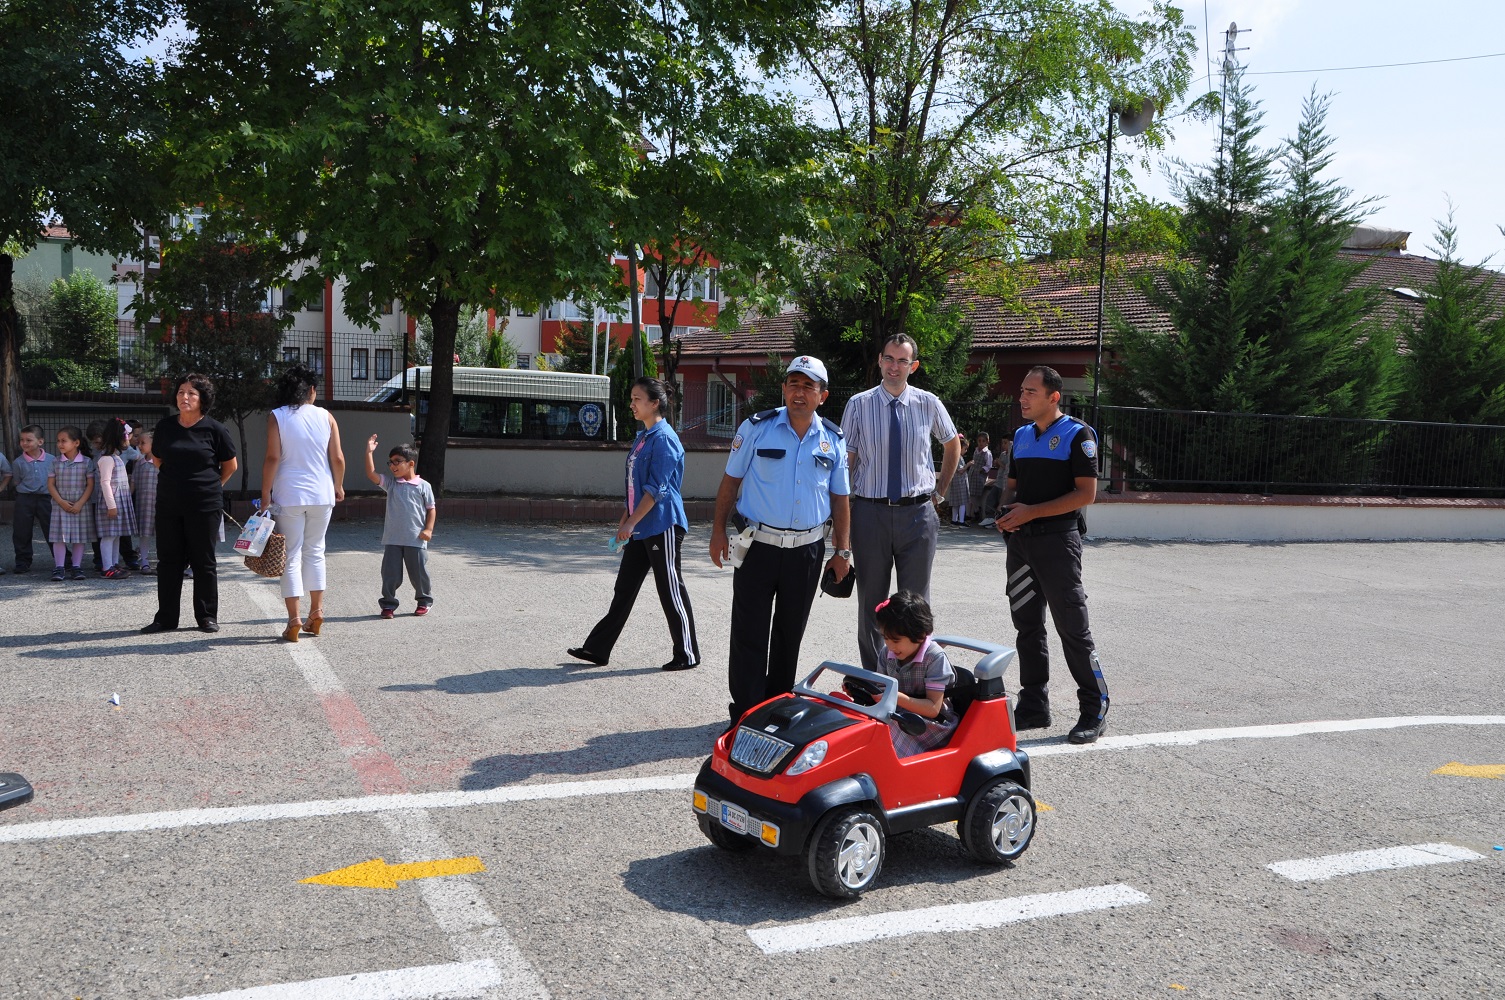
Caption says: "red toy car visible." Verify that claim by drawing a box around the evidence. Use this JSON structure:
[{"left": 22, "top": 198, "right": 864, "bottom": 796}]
[{"left": 693, "top": 636, "right": 1035, "bottom": 897}]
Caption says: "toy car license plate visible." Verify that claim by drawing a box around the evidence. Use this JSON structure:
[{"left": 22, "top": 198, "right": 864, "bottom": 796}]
[{"left": 719, "top": 802, "right": 751, "bottom": 835}]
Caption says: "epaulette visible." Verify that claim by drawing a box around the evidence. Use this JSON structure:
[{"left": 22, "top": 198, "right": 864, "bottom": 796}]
[
  {"left": 748, "top": 409, "right": 779, "bottom": 424},
  {"left": 821, "top": 415, "right": 844, "bottom": 439}
]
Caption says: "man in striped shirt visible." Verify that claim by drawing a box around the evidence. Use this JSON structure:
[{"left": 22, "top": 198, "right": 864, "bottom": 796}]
[{"left": 842, "top": 334, "right": 962, "bottom": 671}]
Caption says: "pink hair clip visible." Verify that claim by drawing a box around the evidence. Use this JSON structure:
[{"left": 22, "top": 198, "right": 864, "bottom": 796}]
[{"left": 874, "top": 599, "right": 890, "bottom": 613}]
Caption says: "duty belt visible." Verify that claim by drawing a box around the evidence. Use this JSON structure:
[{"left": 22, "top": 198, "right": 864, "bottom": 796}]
[{"left": 749, "top": 524, "right": 825, "bottom": 548}]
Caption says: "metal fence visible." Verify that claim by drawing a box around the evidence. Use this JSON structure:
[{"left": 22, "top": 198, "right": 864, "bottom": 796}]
[
  {"left": 24, "top": 399, "right": 172, "bottom": 450},
  {"left": 1089, "top": 405, "right": 1505, "bottom": 497}
]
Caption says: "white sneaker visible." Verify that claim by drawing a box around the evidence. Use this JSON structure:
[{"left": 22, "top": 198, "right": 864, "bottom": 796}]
[{"left": 980, "top": 518, "right": 996, "bottom": 527}]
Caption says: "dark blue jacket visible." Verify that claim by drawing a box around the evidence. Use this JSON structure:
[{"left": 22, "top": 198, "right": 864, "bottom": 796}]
[{"left": 626, "top": 420, "right": 689, "bottom": 539}]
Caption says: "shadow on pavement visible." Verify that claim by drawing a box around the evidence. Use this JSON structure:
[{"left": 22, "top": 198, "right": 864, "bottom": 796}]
[
  {"left": 459, "top": 722, "right": 724, "bottom": 788},
  {"left": 381, "top": 664, "right": 658, "bottom": 696},
  {"left": 622, "top": 828, "right": 1012, "bottom": 923}
]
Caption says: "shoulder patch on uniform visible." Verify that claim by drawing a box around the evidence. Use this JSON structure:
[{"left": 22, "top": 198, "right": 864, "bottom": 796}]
[
  {"left": 731, "top": 433, "right": 744, "bottom": 451},
  {"left": 748, "top": 409, "right": 778, "bottom": 424},
  {"left": 1080, "top": 438, "right": 1097, "bottom": 459}
]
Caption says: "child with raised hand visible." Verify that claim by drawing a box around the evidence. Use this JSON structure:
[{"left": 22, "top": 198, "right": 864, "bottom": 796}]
[
  {"left": 131, "top": 429, "right": 159, "bottom": 574},
  {"left": 364, "top": 435, "right": 437, "bottom": 618},
  {"left": 92, "top": 417, "right": 139, "bottom": 578},
  {"left": 871, "top": 590, "right": 959, "bottom": 757},
  {"left": 47, "top": 426, "right": 95, "bottom": 581}
]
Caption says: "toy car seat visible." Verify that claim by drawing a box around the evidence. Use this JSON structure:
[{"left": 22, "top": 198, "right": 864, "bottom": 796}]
[{"left": 946, "top": 666, "right": 978, "bottom": 719}]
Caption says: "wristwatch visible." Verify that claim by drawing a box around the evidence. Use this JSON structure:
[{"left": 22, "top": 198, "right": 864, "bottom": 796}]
[{"left": 835, "top": 549, "right": 852, "bottom": 561}]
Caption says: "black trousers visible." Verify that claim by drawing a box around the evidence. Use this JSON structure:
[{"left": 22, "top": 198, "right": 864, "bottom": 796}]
[
  {"left": 728, "top": 538, "right": 823, "bottom": 722},
  {"left": 1005, "top": 527, "right": 1108, "bottom": 722},
  {"left": 154, "top": 509, "right": 222, "bottom": 627},
  {"left": 12, "top": 493, "right": 51, "bottom": 569},
  {"left": 581, "top": 526, "right": 698, "bottom": 664}
]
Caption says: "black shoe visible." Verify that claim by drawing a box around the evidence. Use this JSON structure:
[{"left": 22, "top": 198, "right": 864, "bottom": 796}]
[
  {"left": 567, "top": 646, "right": 608, "bottom": 666},
  {"left": 140, "top": 621, "right": 177, "bottom": 634},
  {"left": 13, "top": 565, "right": 30, "bottom": 575},
  {"left": 661, "top": 658, "right": 698, "bottom": 672},
  {"left": 197, "top": 620, "right": 220, "bottom": 634},
  {"left": 1013, "top": 707, "right": 1052, "bottom": 731},
  {"left": 1067, "top": 714, "right": 1107, "bottom": 745}
]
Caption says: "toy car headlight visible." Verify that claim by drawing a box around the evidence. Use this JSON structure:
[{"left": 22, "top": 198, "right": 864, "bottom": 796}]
[{"left": 785, "top": 739, "right": 828, "bottom": 776}]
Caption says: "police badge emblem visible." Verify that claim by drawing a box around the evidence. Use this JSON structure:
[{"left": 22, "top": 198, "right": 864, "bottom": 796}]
[
  {"left": 1049, "top": 435, "right": 1061, "bottom": 450},
  {"left": 820, "top": 440, "right": 831, "bottom": 453},
  {"left": 731, "top": 433, "right": 744, "bottom": 451},
  {"left": 1081, "top": 439, "right": 1097, "bottom": 459}
]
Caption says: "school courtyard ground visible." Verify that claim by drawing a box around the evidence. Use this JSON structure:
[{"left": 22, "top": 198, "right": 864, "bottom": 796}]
[{"left": 1, "top": 523, "right": 1502, "bottom": 999}]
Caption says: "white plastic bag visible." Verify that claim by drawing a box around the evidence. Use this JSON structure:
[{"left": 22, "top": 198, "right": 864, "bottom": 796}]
[{"left": 232, "top": 510, "right": 277, "bottom": 558}]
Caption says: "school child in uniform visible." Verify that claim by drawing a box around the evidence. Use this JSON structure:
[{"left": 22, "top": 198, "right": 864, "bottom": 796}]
[
  {"left": 47, "top": 426, "right": 95, "bottom": 581},
  {"left": 132, "top": 429, "right": 159, "bottom": 574},
  {"left": 363, "top": 436, "right": 437, "bottom": 618},
  {"left": 92, "top": 418, "right": 139, "bottom": 579},
  {"left": 868, "top": 590, "right": 959, "bottom": 757},
  {"left": 11, "top": 425, "right": 55, "bottom": 574}
]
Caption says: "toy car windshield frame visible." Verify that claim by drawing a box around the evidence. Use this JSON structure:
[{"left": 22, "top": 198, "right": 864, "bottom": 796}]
[{"left": 792, "top": 661, "right": 901, "bottom": 722}]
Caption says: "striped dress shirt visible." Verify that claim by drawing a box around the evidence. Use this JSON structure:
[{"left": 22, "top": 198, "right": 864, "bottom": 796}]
[{"left": 842, "top": 384, "right": 959, "bottom": 499}]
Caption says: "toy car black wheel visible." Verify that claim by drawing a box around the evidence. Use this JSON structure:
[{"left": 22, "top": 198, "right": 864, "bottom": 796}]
[
  {"left": 807, "top": 807, "right": 885, "bottom": 898},
  {"left": 699, "top": 813, "right": 758, "bottom": 852},
  {"left": 960, "top": 780, "right": 1035, "bottom": 864}
]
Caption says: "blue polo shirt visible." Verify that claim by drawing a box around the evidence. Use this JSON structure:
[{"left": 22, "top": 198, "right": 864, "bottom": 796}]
[
  {"left": 11, "top": 450, "right": 54, "bottom": 495},
  {"left": 725, "top": 408, "right": 849, "bottom": 530}
]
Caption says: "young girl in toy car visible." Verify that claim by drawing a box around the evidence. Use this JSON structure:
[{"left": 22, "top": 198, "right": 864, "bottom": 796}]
[{"left": 846, "top": 591, "right": 958, "bottom": 757}]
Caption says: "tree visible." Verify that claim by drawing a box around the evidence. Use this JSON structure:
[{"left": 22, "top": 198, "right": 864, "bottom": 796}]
[
  {"left": 127, "top": 227, "right": 290, "bottom": 493},
  {"left": 0, "top": 0, "right": 170, "bottom": 450},
  {"left": 782, "top": 0, "right": 1196, "bottom": 384},
  {"left": 482, "top": 324, "right": 519, "bottom": 371},
  {"left": 168, "top": 0, "right": 645, "bottom": 490},
  {"left": 1103, "top": 80, "right": 1400, "bottom": 490},
  {"left": 1394, "top": 214, "right": 1505, "bottom": 425},
  {"left": 42, "top": 271, "right": 119, "bottom": 378},
  {"left": 414, "top": 307, "right": 491, "bottom": 368}
]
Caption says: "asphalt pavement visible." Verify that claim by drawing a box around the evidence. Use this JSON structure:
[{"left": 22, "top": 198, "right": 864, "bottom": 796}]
[{"left": 1, "top": 522, "right": 1502, "bottom": 999}]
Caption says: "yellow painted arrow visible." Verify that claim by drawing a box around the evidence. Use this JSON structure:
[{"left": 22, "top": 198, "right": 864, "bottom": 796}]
[
  {"left": 1433, "top": 762, "right": 1505, "bottom": 780},
  {"left": 302, "top": 856, "right": 485, "bottom": 889}
]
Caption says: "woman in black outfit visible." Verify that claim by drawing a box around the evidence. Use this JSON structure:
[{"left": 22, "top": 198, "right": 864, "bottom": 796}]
[{"left": 141, "top": 374, "right": 239, "bottom": 634}]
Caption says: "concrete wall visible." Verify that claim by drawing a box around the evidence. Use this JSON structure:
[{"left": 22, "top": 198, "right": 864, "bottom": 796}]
[
  {"left": 230, "top": 407, "right": 414, "bottom": 495},
  {"left": 1089, "top": 495, "right": 1505, "bottom": 542},
  {"left": 442, "top": 443, "right": 727, "bottom": 497}
]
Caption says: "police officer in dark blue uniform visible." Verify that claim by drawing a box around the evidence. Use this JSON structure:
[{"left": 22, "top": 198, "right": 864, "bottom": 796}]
[
  {"left": 995, "top": 365, "right": 1109, "bottom": 744},
  {"left": 710, "top": 356, "right": 852, "bottom": 726}
]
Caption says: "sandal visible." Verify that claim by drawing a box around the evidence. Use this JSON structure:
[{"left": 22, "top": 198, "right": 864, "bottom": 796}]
[
  {"left": 301, "top": 615, "right": 324, "bottom": 636},
  {"left": 281, "top": 620, "right": 301, "bottom": 643}
]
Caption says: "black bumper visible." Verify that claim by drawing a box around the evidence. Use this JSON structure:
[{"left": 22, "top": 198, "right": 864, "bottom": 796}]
[
  {"left": 0, "top": 772, "right": 34, "bottom": 812},
  {"left": 693, "top": 759, "right": 879, "bottom": 858}
]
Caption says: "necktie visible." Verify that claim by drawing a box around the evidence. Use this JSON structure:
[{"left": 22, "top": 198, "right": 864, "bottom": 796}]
[{"left": 887, "top": 397, "right": 902, "bottom": 502}]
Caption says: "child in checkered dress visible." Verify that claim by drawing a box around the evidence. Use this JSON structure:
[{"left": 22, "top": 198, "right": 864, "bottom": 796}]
[
  {"left": 92, "top": 417, "right": 139, "bottom": 578},
  {"left": 47, "top": 426, "right": 96, "bottom": 581},
  {"left": 873, "top": 590, "right": 958, "bottom": 757},
  {"left": 132, "top": 429, "right": 159, "bottom": 573}
]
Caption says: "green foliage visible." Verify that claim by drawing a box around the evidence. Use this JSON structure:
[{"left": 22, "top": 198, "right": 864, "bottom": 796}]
[
  {"left": 483, "top": 327, "right": 518, "bottom": 371},
  {"left": 415, "top": 307, "right": 490, "bottom": 368},
  {"left": 21, "top": 357, "right": 110, "bottom": 393},
  {"left": 43, "top": 271, "right": 119, "bottom": 376},
  {"left": 1394, "top": 214, "right": 1505, "bottom": 425},
  {"left": 785, "top": 0, "right": 1197, "bottom": 374},
  {"left": 551, "top": 321, "right": 606, "bottom": 375},
  {"left": 609, "top": 331, "right": 658, "bottom": 439},
  {"left": 1103, "top": 79, "right": 1401, "bottom": 490}
]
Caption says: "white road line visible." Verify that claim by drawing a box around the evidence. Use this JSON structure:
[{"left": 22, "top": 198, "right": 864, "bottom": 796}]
[
  {"left": 378, "top": 809, "right": 550, "bottom": 1000},
  {"left": 4, "top": 714, "right": 1502, "bottom": 844},
  {"left": 1023, "top": 715, "right": 1505, "bottom": 757},
  {"left": 174, "top": 958, "right": 500, "bottom": 999},
  {"left": 747, "top": 884, "right": 1151, "bottom": 954},
  {"left": 1267, "top": 842, "right": 1486, "bottom": 882},
  {"left": 243, "top": 585, "right": 344, "bottom": 694}
]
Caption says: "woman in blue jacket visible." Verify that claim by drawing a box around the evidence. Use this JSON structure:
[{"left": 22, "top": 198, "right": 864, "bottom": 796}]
[{"left": 569, "top": 377, "right": 700, "bottom": 671}]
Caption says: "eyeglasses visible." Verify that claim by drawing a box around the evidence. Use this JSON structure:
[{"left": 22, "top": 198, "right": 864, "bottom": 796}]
[
  {"left": 880, "top": 354, "right": 915, "bottom": 368},
  {"left": 387, "top": 458, "right": 408, "bottom": 466}
]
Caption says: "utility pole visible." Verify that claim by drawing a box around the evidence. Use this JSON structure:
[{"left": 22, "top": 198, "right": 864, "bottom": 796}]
[{"left": 628, "top": 243, "right": 643, "bottom": 378}]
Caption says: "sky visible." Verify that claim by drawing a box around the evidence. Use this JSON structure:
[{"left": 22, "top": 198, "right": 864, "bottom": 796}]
[{"left": 1114, "top": 0, "right": 1505, "bottom": 268}]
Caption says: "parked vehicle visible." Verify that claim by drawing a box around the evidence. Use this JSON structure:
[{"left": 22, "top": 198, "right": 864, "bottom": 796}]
[
  {"left": 693, "top": 636, "right": 1035, "bottom": 898},
  {"left": 366, "top": 367, "right": 615, "bottom": 441}
]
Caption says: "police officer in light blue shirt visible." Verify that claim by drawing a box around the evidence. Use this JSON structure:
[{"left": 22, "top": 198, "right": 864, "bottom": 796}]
[{"left": 710, "top": 355, "right": 852, "bottom": 726}]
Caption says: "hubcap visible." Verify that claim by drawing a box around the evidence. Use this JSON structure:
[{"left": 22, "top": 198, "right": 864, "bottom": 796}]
[
  {"left": 991, "top": 794, "right": 1034, "bottom": 855},
  {"left": 837, "top": 822, "right": 882, "bottom": 887}
]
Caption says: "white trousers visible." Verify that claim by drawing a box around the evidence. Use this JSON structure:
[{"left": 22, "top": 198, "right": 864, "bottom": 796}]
[{"left": 274, "top": 504, "right": 333, "bottom": 599}]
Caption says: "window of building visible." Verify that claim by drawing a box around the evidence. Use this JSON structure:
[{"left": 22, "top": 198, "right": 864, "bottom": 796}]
[
  {"left": 282, "top": 347, "right": 301, "bottom": 364},
  {"left": 381, "top": 299, "right": 394, "bottom": 315},
  {"left": 306, "top": 289, "right": 323, "bottom": 312},
  {"left": 306, "top": 347, "right": 324, "bottom": 376},
  {"left": 375, "top": 348, "right": 393, "bottom": 381},
  {"left": 515, "top": 353, "right": 532, "bottom": 370},
  {"left": 545, "top": 299, "right": 589, "bottom": 321},
  {"left": 707, "top": 377, "right": 737, "bottom": 438},
  {"left": 351, "top": 348, "right": 369, "bottom": 381}
]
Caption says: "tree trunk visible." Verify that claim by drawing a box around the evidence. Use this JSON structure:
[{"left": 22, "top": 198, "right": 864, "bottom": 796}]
[
  {"left": 235, "top": 415, "right": 250, "bottom": 496},
  {"left": 417, "top": 293, "right": 462, "bottom": 493},
  {"left": 0, "top": 256, "right": 28, "bottom": 457}
]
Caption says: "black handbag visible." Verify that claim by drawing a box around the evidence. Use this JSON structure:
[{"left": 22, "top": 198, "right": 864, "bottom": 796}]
[{"left": 820, "top": 562, "right": 856, "bottom": 598}]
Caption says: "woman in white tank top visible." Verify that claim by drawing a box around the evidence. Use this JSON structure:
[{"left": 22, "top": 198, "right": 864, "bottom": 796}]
[{"left": 261, "top": 365, "right": 346, "bottom": 641}]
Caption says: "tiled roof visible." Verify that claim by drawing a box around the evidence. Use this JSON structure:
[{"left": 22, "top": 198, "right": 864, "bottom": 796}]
[
  {"left": 677, "top": 250, "right": 1502, "bottom": 360},
  {"left": 42, "top": 224, "right": 72, "bottom": 240}
]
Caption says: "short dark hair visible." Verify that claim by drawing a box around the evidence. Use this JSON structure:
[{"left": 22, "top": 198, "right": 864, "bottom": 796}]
[
  {"left": 19, "top": 424, "right": 44, "bottom": 439},
  {"left": 1027, "top": 365, "right": 1063, "bottom": 396},
  {"left": 274, "top": 364, "right": 320, "bottom": 409},
  {"left": 57, "top": 424, "right": 87, "bottom": 454},
  {"left": 95, "top": 417, "right": 128, "bottom": 456},
  {"left": 177, "top": 373, "right": 216, "bottom": 413},
  {"left": 881, "top": 334, "right": 919, "bottom": 361},
  {"left": 874, "top": 590, "right": 934, "bottom": 644},
  {"left": 975, "top": 430, "right": 990, "bottom": 443},
  {"left": 631, "top": 376, "right": 674, "bottom": 417},
  {"left": 389, "top": 443, "right": 418, "bottom": 463}
]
